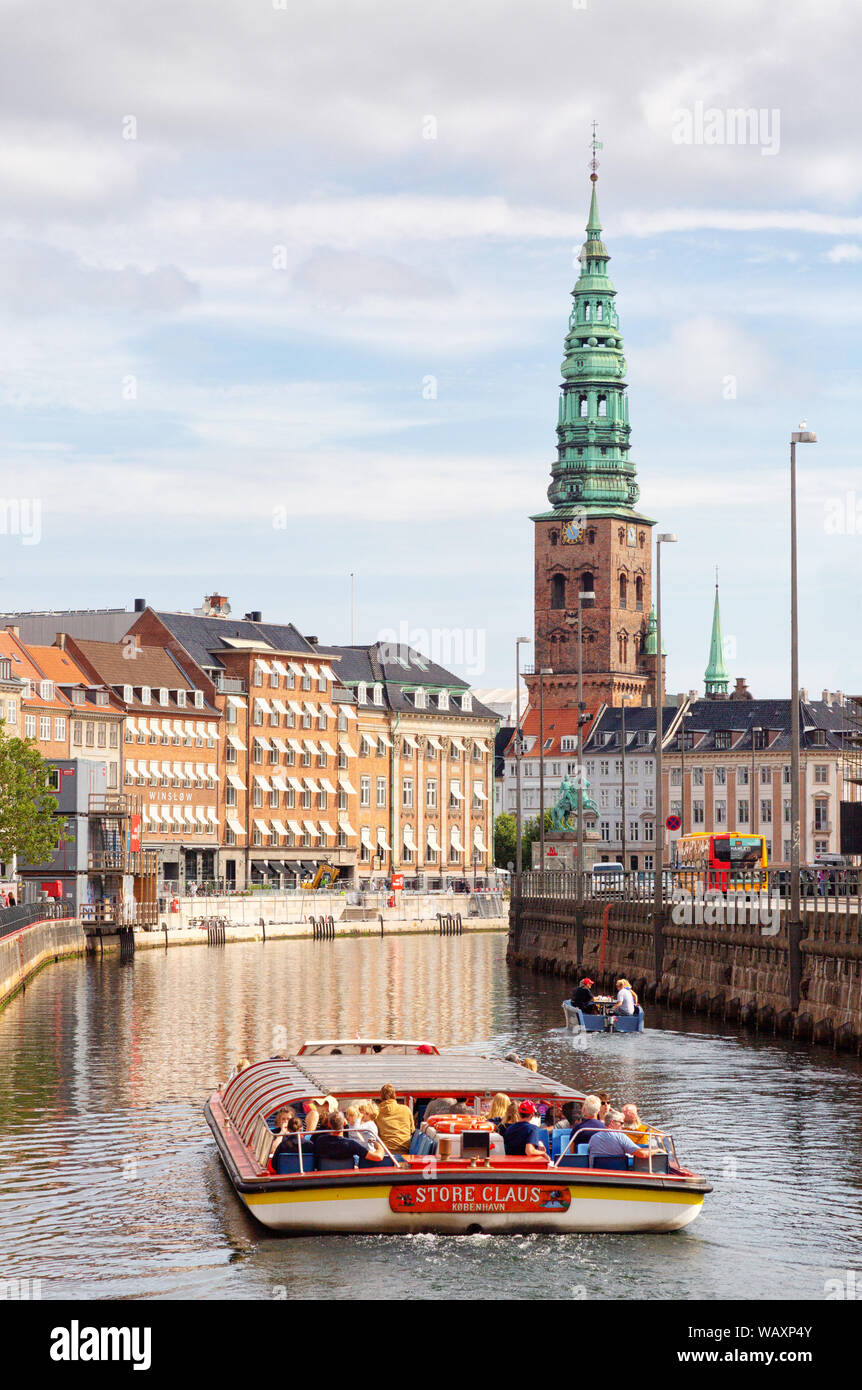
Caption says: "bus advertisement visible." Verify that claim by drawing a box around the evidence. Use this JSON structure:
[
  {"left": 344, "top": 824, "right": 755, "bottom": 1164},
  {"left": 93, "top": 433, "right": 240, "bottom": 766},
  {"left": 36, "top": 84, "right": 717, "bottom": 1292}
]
[{"left": 675, "top": 832, "right": 767, "bottom": 890}]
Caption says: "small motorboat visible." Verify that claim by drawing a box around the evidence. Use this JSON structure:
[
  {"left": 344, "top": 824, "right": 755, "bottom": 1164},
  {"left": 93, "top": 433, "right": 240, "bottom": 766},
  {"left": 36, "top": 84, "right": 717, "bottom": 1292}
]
[
  {"left": 562, "top": 1000, "right": 645, "bottom": 1034},
  {"left": 205, "top": 1045, "right": 709, "bottom": 1234}
]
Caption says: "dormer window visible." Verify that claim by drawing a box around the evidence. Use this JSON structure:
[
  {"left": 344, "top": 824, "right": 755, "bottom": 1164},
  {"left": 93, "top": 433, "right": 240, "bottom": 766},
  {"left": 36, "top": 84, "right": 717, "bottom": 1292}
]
[
  {"left": 176, "top": 690, "right": 186, "bottom": 708},
  {"left": 414, "top": 689, "right": 426, "bottom": 710},
  {"left": 194, "top": 690, "right": 204, "bottom": 709},
  {"left": 438, "top": 690, "right": 449, "bottom": 711},
  {"left": 159, "top": 687, "right": 169, "bottom": 705},
  {"left": 71, "top": 688, "right": 86, "bottom": 706},
  {"left": 95, "top": 690, "right": 108, "bottom": 706},
  {"left": 123, "top": 684, "right": 133, "bottom": 704},
  {"left": 810, "top": 729, "right": 827, "bottom": 747},
  {"left": 140, "top": 686, "right": 151, "bottom": 704},
  {"left": 715, "top": 730, "right": 731, "bottom": 750},
  {"left": 373, "top": 683, "right": 384, "bottom": 706},
  {"left": 461, "top": 692, "right": 472, "bottom": 713},
  {"left": 39, "top": 680, "right": 54, "bottom": 700},
  {"left": 357, "top": 682, "right": 367, "bottom": 705}
]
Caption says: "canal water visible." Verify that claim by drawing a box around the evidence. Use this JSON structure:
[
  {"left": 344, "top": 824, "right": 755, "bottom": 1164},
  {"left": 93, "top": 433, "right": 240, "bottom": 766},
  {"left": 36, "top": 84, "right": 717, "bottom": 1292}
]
[{"left": 1, "top": 932, "right": 860, "bottom": 1301}]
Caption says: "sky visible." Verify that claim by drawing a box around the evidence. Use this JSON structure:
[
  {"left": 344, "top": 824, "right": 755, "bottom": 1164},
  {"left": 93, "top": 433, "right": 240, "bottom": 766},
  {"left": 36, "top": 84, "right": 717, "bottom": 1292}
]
[{"left": 0, "top": 0, "right": 861, "bottom": 697}]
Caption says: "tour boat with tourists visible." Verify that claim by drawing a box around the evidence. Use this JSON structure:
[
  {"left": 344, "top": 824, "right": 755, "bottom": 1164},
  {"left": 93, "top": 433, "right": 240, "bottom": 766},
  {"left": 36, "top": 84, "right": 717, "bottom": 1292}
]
[
  {"left": 205, "top": 1043, "right": 709, "bottom": 1234},
  {"left": 562, "top": 999, "right": 646, "bottom": 1033}
]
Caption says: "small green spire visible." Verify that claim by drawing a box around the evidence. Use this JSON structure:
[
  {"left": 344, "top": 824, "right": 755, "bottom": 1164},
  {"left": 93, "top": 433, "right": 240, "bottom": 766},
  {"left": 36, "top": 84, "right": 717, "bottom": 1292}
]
[
  {"left": 587, "top": 176, "right": 602, "bottom": 237},
  {"left": 643, "top": 606, "right": 666, "bottom": 657},
  {"left": 704, "top": 579, "right": 729, "bottom": 695}
]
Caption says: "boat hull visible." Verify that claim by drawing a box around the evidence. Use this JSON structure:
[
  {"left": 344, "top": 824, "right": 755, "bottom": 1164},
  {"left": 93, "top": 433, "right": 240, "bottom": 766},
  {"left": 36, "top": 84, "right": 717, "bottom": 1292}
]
[{"left": 239, "top": 1179, "right": 705, "bottom": 1234}]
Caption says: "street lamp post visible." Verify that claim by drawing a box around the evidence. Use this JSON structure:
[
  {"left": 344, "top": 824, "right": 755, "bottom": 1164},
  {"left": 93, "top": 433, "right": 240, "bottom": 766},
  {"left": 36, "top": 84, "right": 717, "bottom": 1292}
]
[
  {"left": 574, "top": 591, "right": 595, "bottom": 904},
  {"left": 790, "top": 423, "right": 817, "bottom": 1008},
  {"left": 620, "top": 694, "right": 631, "bottom": 872},
  {"left": 538, "top": 668, "right": 553, "bottom": 881},
  {"left": 514, "top": 636, "right": 530, "bottom": 886},
  {"left": 654, "top": 534, "right": 677, "bottom": 931}
]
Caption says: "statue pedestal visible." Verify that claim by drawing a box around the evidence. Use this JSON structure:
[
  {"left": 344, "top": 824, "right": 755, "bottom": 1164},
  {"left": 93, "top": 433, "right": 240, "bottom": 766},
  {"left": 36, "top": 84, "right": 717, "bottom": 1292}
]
[{"left": 531, "top": 829, "right": 600, "bottom": 872}]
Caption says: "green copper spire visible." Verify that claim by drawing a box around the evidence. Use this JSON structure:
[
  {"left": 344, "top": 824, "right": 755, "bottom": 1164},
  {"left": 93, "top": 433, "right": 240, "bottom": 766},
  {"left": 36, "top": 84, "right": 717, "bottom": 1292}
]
[
  {"left": 704, "top": 579, "right": 729, "bottom": 696},
  {"left": 539, "top": 143, "right": 645, "bottom": 520},
  {"left": 643, "top": 605, "right": 666, "bottom": 657}
]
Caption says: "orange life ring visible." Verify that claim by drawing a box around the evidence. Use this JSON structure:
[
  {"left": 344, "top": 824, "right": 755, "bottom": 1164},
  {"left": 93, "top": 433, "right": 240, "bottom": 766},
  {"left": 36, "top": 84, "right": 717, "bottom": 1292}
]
[
  {"left": 171, "top": 897, "right": 180, "bottom": 913},
  {"left": 430, "top": 1115, "right": 495, "bottom": 1135}
]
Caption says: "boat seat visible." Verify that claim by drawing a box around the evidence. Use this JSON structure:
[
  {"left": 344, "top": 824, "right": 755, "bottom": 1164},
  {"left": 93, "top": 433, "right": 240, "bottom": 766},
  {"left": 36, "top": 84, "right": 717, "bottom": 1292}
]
[
  {"left": 274, "top": 1152, "right": 313, "bottom": 1175},
  {"left": 408, "top": 1130, "right": 425, "bottom": 1155},
  {"left": 552, "top": 1129, "right": 573, "bottom": 1159},
  {"left": 316, "top": 1155, "right": 359, "bottom": 1171},
  {"left": 589, "top": 1155, "right": 629, "bottom": 1171},
  {"left": 535, "top": 1130, "right": 551, "bottom": 1155},
  {"left": 577, "top": 1143, "right": 590, "bottom": 1155},
  {"left": 358, "top": 1153, "right": 396, "bottom": 1169},
  {"left": 558, "top": 1153, "right": 589, "bottom": 1168}
]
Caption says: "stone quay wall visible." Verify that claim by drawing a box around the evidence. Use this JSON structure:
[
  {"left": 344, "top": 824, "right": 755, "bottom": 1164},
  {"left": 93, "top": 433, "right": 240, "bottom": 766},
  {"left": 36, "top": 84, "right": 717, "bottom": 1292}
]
[
  {"left": 508, "top": 895, "right": 862, "bottom": 1052},
  {"left": 0, "top": 918, "right": 87, "bottom": 1010}
]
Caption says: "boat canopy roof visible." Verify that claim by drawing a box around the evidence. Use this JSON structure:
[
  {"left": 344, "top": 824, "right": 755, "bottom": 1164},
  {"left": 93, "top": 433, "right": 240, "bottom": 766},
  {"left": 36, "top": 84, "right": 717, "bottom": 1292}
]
[
  {"left": 222, "top": 1056, "right": 585, "bottom": 1146},
  {"left": 297, "top": 1039, "right": 439, "bottom": 1055}
]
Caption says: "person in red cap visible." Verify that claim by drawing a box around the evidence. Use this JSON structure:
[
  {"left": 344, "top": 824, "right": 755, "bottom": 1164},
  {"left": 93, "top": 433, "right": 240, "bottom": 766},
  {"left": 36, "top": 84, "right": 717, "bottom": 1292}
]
[
  {"left": 502, "top": 1100, "right": 548, "bottom": 1158},
  {"left": 417, "top": 1044, "right": 434, "bottom": 1054},
  {"left": 569, "top": 977, "right": 598, "bottom": 1014}
]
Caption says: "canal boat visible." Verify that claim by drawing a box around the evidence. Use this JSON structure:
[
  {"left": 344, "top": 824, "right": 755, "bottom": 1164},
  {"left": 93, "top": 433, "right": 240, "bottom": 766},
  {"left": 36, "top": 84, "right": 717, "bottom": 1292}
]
[
  {"left": 205, "top": 1052, "right": 709, "bottom": 1234},
  {"left": 562, "top": 1000, "right": 645, "bottom": 1033},
  {"left": 296, "top": 1038, "right": 440, "bottom": 1056}
]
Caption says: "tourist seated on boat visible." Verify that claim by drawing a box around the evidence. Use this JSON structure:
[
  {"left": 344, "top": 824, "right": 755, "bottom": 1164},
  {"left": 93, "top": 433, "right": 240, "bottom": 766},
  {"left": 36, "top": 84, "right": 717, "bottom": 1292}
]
[
  {"left": 522, "top": 1057, "right": 538, "bottom": 1072},
  {"left": 571, "top": 1095, "right": 605, "bottom": 1148},
  {"left": 504, "top": 1051, "right": 521, "bottom": 1064},
  {"left": 500, "top": 1099, "right": 521, "bottom": 1133},
  {"left": 570, "top": 977, "right": 598, "bottom": 1013},
  {"left": 598, "top": 1092, "right": 612, "bottom": 1121},
  {"left": 346, "top": 1102, "right": 379, "bottom": 1149},
  {"left": 621, "top": 1104, "right": 649, "bottom": 1146},
  {"left": 271, "top": 1116, "right": 313, "bottom": 1163},
  {"left": 560, "top": 1100, "right": 579, "bottom": 1129},
  {"left": 542, "top": 1105, "right": 564, "bottom": 1131},
  {"left": 502, "top": 1101, "right": 549, "bottom": 1158},
  {"left": 587, "top": 1110, "right": 649, "bottom": 1166},
  {"left": 311, "top": 1111, "right": 386, "bottom": 1167},
  {"left": 484, "top": 1093, "right": 511, "bottom": 1131},
  {"left": 421, "top": 1097, "right": 458, "bottom": 1128},
  {"left": 376, "top": 1083, "right": 415, "bottom": 1153},
  {"left": 610, "top": 979, "right": 637, "bottom": 1016},
  {"left": 269, "top": 1106, "right": 295, "bottom": 1133}
]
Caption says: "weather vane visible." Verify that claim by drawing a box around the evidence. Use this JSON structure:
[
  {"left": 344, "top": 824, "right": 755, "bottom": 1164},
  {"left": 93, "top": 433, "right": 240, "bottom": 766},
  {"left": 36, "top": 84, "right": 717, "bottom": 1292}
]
[{"left": 590, "top": 121, "right": 603, "bottom": 180}]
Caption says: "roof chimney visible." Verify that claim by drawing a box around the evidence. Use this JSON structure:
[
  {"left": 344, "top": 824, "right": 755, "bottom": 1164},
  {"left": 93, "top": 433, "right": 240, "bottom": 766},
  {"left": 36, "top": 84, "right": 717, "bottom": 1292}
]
[
  {"left": 56, "top": 632, "right": 67, "bottom": 651},
  {"left": 243, "top": 610, "right": 262, "bottom": 623},
  {"left": 304, "top": 635, "right": 318, "bottom": 646},
  {"left": 133, "top": 598, "right": 146, "bottom": 613}
]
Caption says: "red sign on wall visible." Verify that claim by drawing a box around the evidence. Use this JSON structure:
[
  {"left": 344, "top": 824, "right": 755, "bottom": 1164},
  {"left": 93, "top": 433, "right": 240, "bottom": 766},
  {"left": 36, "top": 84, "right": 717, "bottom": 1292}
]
[
  {"left": 391, "top": 873, "right": 404, "bottom": 891},
  {"left": 389, "top": 1183, "right": 571, "bottom": 1214},
  {"left": 129, "top": 815, "right": 142, "bottom": 853}
]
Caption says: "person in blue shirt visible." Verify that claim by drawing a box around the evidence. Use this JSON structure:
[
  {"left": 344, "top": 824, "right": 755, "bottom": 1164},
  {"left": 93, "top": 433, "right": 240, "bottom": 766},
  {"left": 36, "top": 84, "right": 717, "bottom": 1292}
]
[
  {"left": 502, "top": 1100, "right": 548, "bottom": 1157},
  {"left": 570, "top": 1094, "right": 605, "bottom": 1149},
  {"left": 311, "top": 1110, "right": 385, "bottom": 1166},
  {"left": 587, "top": 1111, "right": 649, "bottom": 1166}
]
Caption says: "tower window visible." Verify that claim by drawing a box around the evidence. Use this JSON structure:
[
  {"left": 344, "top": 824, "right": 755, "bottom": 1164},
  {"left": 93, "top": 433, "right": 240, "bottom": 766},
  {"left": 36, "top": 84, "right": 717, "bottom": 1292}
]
[
  {"left": 635, "top": 575, "right": 643, "bottom": 609},
  {"left": 550, "top": 529, "right": 559, "bottom": 547},
  {"left": 581, "top": 572, "right": 594, "bottom": 595},
  {"left": 587, "top": 529, "right": 595, "bottom": 544},
  {"left": 579, "top": 395, "right": 588, "bottom": 418},
  {"left": 619, "top": 574, "right": 628, "bottom": 607},
  {"left": 551, "top": 574, "right": 566, "bottom": 609},
  {"left": 596, "top": 303, "right": 603, "bottom": 321},
  {"left": 598, "top": 396, "right": 607, "bottom": 417},
  {"left": 584, "top": 304, "right": 591, "bottom": 322}
]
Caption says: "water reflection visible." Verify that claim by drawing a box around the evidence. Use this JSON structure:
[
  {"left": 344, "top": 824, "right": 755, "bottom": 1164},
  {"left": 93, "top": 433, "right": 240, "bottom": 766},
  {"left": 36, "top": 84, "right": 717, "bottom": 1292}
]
[{"left": 0, "top": 933, "right": 860, "bottom": 1300}]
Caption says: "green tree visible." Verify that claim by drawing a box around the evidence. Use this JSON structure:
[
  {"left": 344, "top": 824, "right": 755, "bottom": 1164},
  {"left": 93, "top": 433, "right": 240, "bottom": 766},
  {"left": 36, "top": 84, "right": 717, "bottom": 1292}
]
[
  {"left": 494, "top": 810, "right": 553, "bottom": 869},
  {"left": 0, "top": 720, "right": 58, "bottom": 867}
]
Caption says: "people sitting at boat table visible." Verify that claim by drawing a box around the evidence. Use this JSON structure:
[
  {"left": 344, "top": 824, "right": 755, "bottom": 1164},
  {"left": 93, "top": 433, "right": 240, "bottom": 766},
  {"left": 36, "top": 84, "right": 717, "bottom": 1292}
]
[
  {"left": 587, "top": 1110, "right": 655, "bottom": 1164},
  {"left": 571, "top": 1094, "right": 606, "bottom": 1148},
  {"left": 376, "top": 1083, "right": 415, "bottom": 1153},
  {"left": 610, "top": 979, "right": 637, "bottom": 1016},
  {"left": 312, "top": 1110, "right": 386, "bottom": 1165},
  {"left": 502, "top": 1100, "right": 548, "bottom": 1157},
  {"left": 570, "top": 977, "right": 598, "bottom": 1013}
]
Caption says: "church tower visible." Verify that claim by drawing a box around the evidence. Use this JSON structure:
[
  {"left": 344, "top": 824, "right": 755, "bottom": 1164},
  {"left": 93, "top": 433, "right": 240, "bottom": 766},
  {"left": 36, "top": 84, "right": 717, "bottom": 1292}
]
[
  {"left": 529, "top": 146, "right": 657, "bottom": 711},
  {"left": 704, "top": 579, "right": 730, "bottom": 698}
]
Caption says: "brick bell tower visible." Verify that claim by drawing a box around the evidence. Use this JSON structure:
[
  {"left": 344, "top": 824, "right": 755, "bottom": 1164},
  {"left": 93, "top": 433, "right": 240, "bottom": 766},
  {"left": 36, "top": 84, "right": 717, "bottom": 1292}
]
[{"left": 528, "top": 145, "right": 659, "bottom": 713}]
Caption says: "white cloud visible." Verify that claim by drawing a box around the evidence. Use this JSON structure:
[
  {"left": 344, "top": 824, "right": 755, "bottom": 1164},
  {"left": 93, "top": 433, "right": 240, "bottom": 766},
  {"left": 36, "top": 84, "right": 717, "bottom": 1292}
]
[{"left": 823, "top": 242, "right": 862, "bottom": 263}]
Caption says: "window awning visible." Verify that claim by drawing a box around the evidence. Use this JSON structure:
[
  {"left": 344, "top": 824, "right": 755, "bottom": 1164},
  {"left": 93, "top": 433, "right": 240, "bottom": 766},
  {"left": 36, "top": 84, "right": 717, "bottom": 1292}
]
[
  {"left": 254, "top": 659, "right": 271, "bottom": 676},
  {"left": 288, "top": 776, "right": 304, "bottom": 793},
  {"left": 288, "top": 737, "right": 304, "bottom": 754},
  {"left": 474, "top": 786, "right": 488, "bottom": 801},
  {"left": 339, "top": 705, "right": 356, "bottom": 720},
  {"left": 303, "top": 777, "right": 318, "bottom": 792},
  {"left": 207, "top": 808, "right": 219, "bottom": 825},
  {"left": 253, "top": 774, "right": 270, "bottom": 790},
  {"left": 339, "top": 738, "right": 357, "bottom": 758},
  {"left": 360, "top": 826, "right": 374, "bottom": 848},
  {"left": 195, "top": 762, "right": 206, "bottom": 778},
  {"left": 227, "top": 733, "right": 246, "bottom": 751},
  {"left": 253, "top": 735, "right": 271, "bottom": 751},
  {"left": 319, "top": 820, "right": 334, "bottom": 837},
  {"left": 318, "top": 664, "right": 336, "bottom": 682},
  {"left": 451, "top": 827, "right": 465, "bottom": 852},
  {"left": 449, "top": 785, "right": 465, "bottom": 800},
  {"left": 377, "top": 827, "right": 391, "bottom": 851},
  {"left": 172, "top": 761, "right": 184, "bottom": 777},
  {"left": 303, "top": 820, "right": 319, "bottom": 838},
  {"left": 284, "top": 819, "right": 300, "bottom": 837},
  {"left": 227, "top": 816, "right": 245, "bottom": 836},
  {"left": 227, "top": 771, "right": 246, "bottom": 791},
  {"left": 451, "top": 737, "right": 466, "bottom": 752},
  {"left": 474, "top": 738, "right": 490, "bottom": 752},
  {"left": 427, "top": 824, "right": 440, "bottom": 849},
  {"left": 473, "top": 827, "right": 487, "bottom": 853},
  {"left": 184, "top": 762, "right": 195, "bottom": 777},
  {"left": 254, "top": 697, "right": 272, "bottom": 715},
  {"left": 195, "top": 721, "right": 207, "bottom": 737},
  {"left": 403, "top": 825, "right": 417, "bottom": 851},
  {"left": 147, "top": 805, "right": 161, "bottom": 824},
  {"left": 271, "top": 699, "right": 288, "bottom": 715},
  {"left": 136, "top": 718, "right": 149, "bottom": 737},
  {"left": 271, "top": 775, "right": 288, "bottom": 792},
  {"left": 320, "top": 702, "right": 336, "bottom": 719},
  {"left": 227, "top": 695, "right": 246, "bottom": 709},
  {"left": 206, "top": 722, "right": 218, "bottom": 739},
  {"left": 196, "top": 807, "right": 208, "bottom": 825},
  {"left": 272, "top": 660, "right": 289, "bottom": 678},
  {"left": 303, "top": 664, "right": 318, "bottom": 681},
  {"left": 302, "top": 739, "right": 318, "bottom": 755},
  {"left": 402, "top": 734, "right": 419, "bottom": 751},
  {"left": 271, "top": 736, "right": 287, "bottom": 753},
  {"left": 149, "top": 760, "right": 161, "bottom": 777},
  {"left": 303, "top": 701, "right": 317, "bottom": 717},
  {"left": 126, "top": 719, "right": 138, "bottom": 737},
  {"left": 288, "top": 661, "right": 303, "bottom": 677},
  {"left": 338, "top": 816, "right": 356, "bottom": 836},
  {"left": 377, "top": 731, "right": 393, "bottom": 748},
  {"left": 183, "top": 807, "right": 196, "bottom": 826},
  {"left": 126, "top": 759, "right": 137, "bottom": 777},
  {"left": 271, "top": 818, "right": 287, "bottom": 836},
  {"left": 427, "top": 735, "right": 443, "bottom": 751},
  {"left": 338, "top": 775, "right": 356, "bottom": 795},
  {"left": 254, "top": 818, "right": 269, "bottom": 835},
  {"left": 288, "top": 700, "right": 304, "bottom": 717},
  {"left": 319, "top": 777, "right": 336, "bottom": 794}
]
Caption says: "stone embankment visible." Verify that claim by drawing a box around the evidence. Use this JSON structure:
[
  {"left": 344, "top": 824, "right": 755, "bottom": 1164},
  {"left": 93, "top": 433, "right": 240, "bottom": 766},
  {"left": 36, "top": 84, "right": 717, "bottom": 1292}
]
[
  {"left": 508, "top": 895, "right": 862, "bottom": 1053},
  {"left": 0, "top": 918, "right": 87, "bottom": 1009}
]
